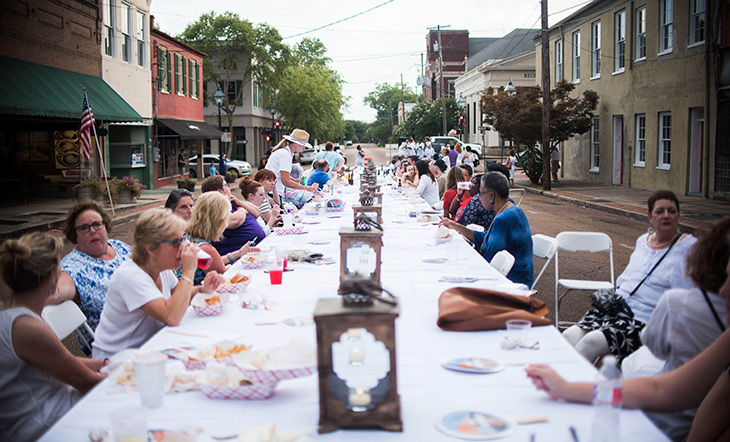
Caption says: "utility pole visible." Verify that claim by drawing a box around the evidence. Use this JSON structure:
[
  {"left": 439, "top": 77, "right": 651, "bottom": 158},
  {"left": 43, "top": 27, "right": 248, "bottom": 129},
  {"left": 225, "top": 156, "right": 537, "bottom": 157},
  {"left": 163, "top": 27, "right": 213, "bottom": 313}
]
[
  {"left": 428, "top": 25, "right": 450, "bottom": 135},
  {"left": 541, "top": 0, "right": 551, "bottom": 190}
]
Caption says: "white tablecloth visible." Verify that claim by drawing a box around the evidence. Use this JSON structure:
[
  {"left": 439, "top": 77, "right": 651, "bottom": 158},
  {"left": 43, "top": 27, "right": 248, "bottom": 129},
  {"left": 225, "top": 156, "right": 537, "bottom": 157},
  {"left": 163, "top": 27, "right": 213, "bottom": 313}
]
[{"left": 39, "top": 182, "right": 667, "bottom": 441}]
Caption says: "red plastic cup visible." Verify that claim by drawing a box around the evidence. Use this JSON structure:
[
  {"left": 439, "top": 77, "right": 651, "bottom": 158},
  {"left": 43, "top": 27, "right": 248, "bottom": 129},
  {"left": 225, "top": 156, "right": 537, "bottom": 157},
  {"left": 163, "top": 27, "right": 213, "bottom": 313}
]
[
  {"left": 268, "top": 258, "right": 284, "bottom": 285},
  {"left": 197, "top": 250, "right": 212, "bottom": 270}
]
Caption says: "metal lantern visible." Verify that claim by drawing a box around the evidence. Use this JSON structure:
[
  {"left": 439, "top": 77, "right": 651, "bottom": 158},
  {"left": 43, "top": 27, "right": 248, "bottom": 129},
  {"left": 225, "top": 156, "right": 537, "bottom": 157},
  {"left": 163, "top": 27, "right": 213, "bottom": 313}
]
[
  {"left": 339, "top": 226, "right": 383, "bottom": 285},
  {"left": 359, "top": 189, "right": 374, "bottom": 206},
  {"left": 353, "top": 204, "right": 383, "bottom": 225},
  {"left": 314, "top": 291, "right": 401, "bottom": 433}
]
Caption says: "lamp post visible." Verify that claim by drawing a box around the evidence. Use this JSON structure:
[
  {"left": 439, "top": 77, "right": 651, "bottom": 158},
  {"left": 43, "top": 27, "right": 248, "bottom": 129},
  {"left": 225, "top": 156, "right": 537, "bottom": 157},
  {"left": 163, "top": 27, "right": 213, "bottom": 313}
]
[
  {"left": 213, "top": 86, "right": 225, "bottom": 156},
  {"left": 501, "top": 79, "right": 515, "bottom": 163},
  {"left": 269, "top": 107, "right": 277, "bottom": 144},
  {"left": 456, "top": 93, "right": 466, "bottom": 142}
]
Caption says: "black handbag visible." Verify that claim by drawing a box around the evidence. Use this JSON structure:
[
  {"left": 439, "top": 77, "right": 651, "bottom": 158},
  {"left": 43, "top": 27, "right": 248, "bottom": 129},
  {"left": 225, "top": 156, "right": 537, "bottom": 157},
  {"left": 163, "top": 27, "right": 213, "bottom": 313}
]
[{"left": 589, "top": 233, "right": 682, "bottom": 320}]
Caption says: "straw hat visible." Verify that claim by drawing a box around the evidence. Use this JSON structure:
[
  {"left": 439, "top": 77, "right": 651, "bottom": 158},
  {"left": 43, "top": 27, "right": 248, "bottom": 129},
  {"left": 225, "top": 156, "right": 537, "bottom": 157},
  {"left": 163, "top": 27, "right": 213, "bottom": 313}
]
[{"left": 283, "top": 129, "right": 312, "bottom": 149}]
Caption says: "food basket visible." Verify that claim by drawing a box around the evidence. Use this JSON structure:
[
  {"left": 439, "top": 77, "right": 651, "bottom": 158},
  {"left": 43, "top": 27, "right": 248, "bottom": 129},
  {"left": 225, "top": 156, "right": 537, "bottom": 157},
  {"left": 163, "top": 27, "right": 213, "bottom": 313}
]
[
  {"left": 275, "top": 225, "right": 304, "bottom": 235},
  {"left": 238, "top": 365, "right": 318, "bottom": 385},
  {"left": 214, "top": 278, "right": 251, "bottom": 295},
  {"left": 191, "top": 292, "right": 230, "bottom": 317},
  {"left": 239, "top": 254, "right": 266, "bottom": 269},
  {"left": 199, "top": 382, "right": 276, "bottom": 400}
]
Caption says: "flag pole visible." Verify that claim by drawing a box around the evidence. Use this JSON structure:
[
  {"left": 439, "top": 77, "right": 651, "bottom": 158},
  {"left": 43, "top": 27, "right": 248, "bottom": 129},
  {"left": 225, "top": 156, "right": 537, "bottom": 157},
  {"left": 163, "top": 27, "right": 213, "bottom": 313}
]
[{"left": 84, "top": 88, "right": 115, "bottom": 216}]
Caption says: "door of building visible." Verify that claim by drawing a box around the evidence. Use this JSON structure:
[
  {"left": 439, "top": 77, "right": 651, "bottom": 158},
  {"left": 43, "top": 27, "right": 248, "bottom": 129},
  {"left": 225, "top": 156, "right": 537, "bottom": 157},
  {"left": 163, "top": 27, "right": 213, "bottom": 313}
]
[
  {"left": 612, "top": 116, "right": 623, "bottom": 185},
  {"left": 688, "top": 108, "right": 704, "bottom": 196}
]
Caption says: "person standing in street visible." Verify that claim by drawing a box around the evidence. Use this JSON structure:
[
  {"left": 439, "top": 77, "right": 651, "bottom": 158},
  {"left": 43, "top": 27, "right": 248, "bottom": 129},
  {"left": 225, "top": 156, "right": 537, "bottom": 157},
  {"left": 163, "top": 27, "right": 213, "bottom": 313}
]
[
  {"left": 424, "top": 137, "right": 435, "bottom": 159},
  {"left": 355, "top": 145, "right": 365, "bottom": 168},
  {"left": 178, "top": 148, "right": 187, "bottom": 175},
  {"left": 551, "top": 146, "right": 560, "bottom": 183},
  {"left": 219, "top": 153, "right": 227, "bottom": 176},
  {"left": 506, "top": 149, "right": 517, "bottom": 188}
]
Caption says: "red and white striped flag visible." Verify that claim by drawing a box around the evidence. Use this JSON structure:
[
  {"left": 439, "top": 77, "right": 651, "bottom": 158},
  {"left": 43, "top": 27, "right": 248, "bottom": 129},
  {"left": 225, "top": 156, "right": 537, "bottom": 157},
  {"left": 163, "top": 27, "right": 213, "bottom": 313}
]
[{"left": 80, "top": 91, "right": 95, "bottom": 161}]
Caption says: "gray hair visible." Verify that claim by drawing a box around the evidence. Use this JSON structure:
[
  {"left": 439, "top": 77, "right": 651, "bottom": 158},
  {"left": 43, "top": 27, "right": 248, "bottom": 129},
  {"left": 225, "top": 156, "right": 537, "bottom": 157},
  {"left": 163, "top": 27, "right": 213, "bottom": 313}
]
[{"left": 481, "top": 171, "right": 510, "bottom": 199}]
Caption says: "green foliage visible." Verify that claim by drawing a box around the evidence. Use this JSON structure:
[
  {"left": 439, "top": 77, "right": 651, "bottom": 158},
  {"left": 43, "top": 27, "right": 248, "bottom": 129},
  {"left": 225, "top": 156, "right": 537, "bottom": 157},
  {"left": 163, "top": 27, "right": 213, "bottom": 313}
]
[
  {"left": 363, "top": 82, "right": 419, "bottom": 142},
  {"left": 480, "top": 80, "right": 599, "bottom": 184},
  {"left": 114, "top": 176, "right": 146, "bottom": 198},
  {"left": 395, "top": 98, "right": 459, "bottom": 138},
  {"left": 179, "top": 12, "right": 290, "bottom": 156},
  {"left": 344, "top": 120, "right": 368, "bottom": 142}
]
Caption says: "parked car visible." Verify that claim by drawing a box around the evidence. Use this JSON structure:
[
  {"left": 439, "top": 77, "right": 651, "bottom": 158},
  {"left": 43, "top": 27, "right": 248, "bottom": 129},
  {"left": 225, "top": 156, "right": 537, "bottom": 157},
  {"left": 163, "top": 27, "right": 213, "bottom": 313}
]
[
  {"left": 297, "top": 148, "right": 316, "bottom": 165},
  {"left": 429, "top": 136, "right": 484, "bottom": 157},
  {"left": 188, "top": 154, "right": 251, "bottom": 178},
  {"left": 345, "top": 140, "right": 353, "bottom": 146}
]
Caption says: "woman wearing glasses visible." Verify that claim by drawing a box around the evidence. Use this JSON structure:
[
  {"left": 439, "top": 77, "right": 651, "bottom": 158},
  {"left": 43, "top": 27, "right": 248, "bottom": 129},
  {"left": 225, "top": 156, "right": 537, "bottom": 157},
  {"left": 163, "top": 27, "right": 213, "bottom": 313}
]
[
  {"left": 92, "top": 208, "right": 222, "bottom": 359},
  {"left": 47, "top": 202, "right": 131, "bottom": 354}
]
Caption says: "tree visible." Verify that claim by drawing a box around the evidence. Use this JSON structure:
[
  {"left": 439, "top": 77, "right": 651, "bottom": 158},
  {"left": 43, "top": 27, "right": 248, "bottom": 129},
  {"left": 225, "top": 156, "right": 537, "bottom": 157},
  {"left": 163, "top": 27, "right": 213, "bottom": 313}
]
[
  {"left": 179, "top": 12, "right": 290, "bottom": 157},
  {"left": 363, "top": 82, "right": 418, "bottom": 143},
  {"left": 395, "top": 98, "right": 459, "bottom": 139},
  {"left": 344, "top": 120, "right": 368, "bottom": 142},
  {"left": 275, "top": 38, "right": 346, "bottom": 141},
  {"left": 480, "top": 80, "right": 598, "bottom": 185}
]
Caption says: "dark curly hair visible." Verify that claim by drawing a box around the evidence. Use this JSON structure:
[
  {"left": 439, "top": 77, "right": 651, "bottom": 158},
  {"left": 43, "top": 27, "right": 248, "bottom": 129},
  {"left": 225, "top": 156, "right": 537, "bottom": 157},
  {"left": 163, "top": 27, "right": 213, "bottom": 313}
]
[
  {"left": 648, "top": 190, "right": 680, "bottom": 214},
  {"left": 687, "top": 217, "right": 730, "bottom": 293},
  {"left": 63, "top": 201, "right": 112, "bottom": 244}
]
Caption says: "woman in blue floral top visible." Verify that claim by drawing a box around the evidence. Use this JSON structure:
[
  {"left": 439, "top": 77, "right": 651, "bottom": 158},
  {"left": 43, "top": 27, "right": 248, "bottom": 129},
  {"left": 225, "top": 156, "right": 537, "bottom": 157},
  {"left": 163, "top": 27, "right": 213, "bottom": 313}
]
[{"left": 49, "top": 202, "right": 131, "bottom": 354}]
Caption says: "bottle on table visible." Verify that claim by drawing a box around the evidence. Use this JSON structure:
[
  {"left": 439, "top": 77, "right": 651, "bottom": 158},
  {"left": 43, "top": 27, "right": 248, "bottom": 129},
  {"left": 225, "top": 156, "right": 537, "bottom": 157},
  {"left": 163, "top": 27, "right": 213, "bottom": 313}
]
[{"left": 591, "top": 355, "right": 622, "bottom": 442}]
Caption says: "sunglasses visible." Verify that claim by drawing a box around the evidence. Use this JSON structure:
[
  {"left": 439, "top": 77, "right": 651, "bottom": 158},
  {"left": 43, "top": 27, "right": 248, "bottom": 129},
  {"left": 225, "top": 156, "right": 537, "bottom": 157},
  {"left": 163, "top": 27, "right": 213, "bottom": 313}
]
[
  {"left": 160, "top": 237, "right": 184, "bottom": 248},
  {"left": 75, "top": 221, "right": 105, "bottom": 234}
]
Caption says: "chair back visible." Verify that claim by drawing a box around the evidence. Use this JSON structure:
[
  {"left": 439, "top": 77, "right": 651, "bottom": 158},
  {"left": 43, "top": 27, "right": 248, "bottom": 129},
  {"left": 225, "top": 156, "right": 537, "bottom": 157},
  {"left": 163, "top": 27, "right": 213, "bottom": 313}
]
[
  {"left": 508, "top": 188, "right": 525, "bottom": 206},
  {"left": 41, "top": 300, "right": 95, "bottom": 343},
  {"left": 490, "top": 250, "right": 515, "bottom": 276},
  {"left": 531, "top": 234, "right": 558, "bottom": 289}
]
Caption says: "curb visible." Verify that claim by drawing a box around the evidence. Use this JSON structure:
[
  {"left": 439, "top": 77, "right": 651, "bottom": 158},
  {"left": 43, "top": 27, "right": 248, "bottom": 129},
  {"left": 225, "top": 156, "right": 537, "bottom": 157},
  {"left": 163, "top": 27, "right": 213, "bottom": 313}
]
[{"left": 517, "top": 184, "right": 705, "bottom": 235}]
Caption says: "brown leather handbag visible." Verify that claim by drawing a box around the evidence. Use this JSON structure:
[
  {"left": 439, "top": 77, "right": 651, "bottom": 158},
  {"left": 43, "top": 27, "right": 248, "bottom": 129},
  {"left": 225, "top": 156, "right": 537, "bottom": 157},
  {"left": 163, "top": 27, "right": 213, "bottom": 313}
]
[{"left": 437, "top": 287, "right": 552, "bottom": 331}]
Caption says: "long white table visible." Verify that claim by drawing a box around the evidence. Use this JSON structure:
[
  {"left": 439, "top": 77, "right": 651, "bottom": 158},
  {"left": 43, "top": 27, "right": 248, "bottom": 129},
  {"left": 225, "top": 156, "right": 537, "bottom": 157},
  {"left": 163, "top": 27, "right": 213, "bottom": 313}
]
[{"left": 40, "top": 182, "right": 667, "bottom": 441}]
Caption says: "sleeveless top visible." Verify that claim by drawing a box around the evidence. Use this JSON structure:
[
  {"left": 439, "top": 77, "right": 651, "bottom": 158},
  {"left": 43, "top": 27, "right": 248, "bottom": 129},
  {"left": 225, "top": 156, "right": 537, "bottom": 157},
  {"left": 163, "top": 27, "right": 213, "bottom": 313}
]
[{"left": 0, "top": 307, "right": 79, "bottom": 441}]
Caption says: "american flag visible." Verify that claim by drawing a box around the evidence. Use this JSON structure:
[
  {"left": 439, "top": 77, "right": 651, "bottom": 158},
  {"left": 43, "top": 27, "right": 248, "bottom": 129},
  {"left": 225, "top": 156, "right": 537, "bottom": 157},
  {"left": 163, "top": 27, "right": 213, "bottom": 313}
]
[{"left": 80, "top": 91, "right": 95, "bottom": 161}]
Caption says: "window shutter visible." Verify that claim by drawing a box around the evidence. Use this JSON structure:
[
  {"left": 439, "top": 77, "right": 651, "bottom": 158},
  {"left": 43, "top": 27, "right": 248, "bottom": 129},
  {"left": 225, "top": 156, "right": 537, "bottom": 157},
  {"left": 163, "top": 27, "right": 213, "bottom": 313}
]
[
  {"left": 182, "top": 56, "right": 187, "bottom": 95},
  {"left": 188, "top": 59, "right": 193, "bottom": 96},
  {"left": 174, "top": 53, "right": 179, "bottom": 93},
  {"left": 195, "top": 63, "right": 200, "bottom": 98},
  {"left": 157, "top": 47, "right": 163, "bottom": 90},
  {"left": 166, "top": 51, "right": 171, "bottom": 92}
]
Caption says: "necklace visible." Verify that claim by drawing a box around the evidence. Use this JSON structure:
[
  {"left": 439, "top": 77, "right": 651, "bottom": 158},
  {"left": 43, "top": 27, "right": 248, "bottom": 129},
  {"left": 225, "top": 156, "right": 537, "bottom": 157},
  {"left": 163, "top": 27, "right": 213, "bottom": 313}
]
[
  {"left": 650, "top": 232, "right": 679, "bottom": 249},
  {"left": 495, "top": 200, "right": 512, "bottom": 216}
]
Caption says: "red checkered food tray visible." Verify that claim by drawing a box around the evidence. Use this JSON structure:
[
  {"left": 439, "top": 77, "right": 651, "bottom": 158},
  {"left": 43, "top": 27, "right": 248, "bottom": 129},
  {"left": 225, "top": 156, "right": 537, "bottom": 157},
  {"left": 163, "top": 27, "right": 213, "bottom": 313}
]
[
  {"left": 191, "top": 292, "right": 229, "bottom": 317},
  {"left": 275, "top": 225, "right": 304, "bottom": 235},
  {"left": 200, "top": 382, "right": 276, "bottom": 400},
  {"left": 239, "top": 254, "right": 266, "bottom": 269},
  {"left": 214, "top": 279, "right": 251, "bottom": 295},
  {"left": 238, "top": 365, "right": 318, "bottom": 384}
]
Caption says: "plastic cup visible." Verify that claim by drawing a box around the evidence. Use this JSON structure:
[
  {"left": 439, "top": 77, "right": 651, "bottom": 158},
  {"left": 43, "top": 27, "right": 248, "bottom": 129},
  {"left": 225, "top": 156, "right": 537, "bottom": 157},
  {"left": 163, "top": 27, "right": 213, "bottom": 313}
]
[
  {"left": 503, "top": 319, "right": 532, "bottom": 350},
  {"left": 275, "top": 245, "right": 290, "bottom": 269},
  {"left": 268, "top": 258, "right": 284, "bottom": 285},
  {"left": 447, "top": 242, "right": 460, "bottom": 263},
  {"left": 109, "top": 406, "right": 147, "bottom": 442},
  {"left": 197, "top": 249, "right": 212, "bottom": 270},
  {"left": 282, "top": 213, "right": 294, "bottom": 227},
  {"left": 262, "top": 289, "right": 281, "bottom": 310},
  {"left": 132, "top": 352, "right": 166, "bottom": 409}
]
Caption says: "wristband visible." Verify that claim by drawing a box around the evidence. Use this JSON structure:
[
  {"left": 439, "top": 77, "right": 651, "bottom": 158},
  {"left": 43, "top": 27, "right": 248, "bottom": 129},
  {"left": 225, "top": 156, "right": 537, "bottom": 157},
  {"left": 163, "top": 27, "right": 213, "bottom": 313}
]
[
  {"left": 180, "top": 275, "right": 194, "bottom": 285},
  {"left": 227, "top": 253, "right": 235, "bottom": 264}
]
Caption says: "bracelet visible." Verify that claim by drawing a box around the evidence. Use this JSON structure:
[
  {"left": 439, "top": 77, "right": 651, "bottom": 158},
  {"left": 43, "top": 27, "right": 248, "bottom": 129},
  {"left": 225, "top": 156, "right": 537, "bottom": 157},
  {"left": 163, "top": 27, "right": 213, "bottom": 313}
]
[
  {"left": 180, "top": 275, "right": 194, "bottom": 285},
  {"left": 227, "top": 253, "right": 235, "bottom": 264}
]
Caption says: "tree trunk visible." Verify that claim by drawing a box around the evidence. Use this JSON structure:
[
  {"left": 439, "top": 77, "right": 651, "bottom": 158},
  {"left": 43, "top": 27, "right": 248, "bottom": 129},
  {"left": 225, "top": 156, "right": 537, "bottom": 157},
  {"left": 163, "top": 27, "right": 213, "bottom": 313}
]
[{"left": 541, "top": 0, "right": 552, "bottom": 191}]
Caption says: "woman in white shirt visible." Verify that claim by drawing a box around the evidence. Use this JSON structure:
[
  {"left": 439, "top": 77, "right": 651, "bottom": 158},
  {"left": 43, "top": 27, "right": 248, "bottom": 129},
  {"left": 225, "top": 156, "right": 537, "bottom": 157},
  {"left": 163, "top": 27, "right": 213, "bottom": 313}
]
[
  {"left": 414, "top": 160, "right": 439, "bottom": 206},
  {"left": 264, "top": 129, "right": 319, "bottom": 208},
  {"left": 93, "top": 209, "right": 222, "bottom": 359},
  {"left": 0, "top": 232, "right": 105, "bottom": 441}
]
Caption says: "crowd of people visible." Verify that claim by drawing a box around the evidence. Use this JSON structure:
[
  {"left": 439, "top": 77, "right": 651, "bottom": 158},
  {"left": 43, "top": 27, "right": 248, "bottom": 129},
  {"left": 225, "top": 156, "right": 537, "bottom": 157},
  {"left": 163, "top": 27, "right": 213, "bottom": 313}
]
[{"left": 2, "top": 134, "right": 729, "bottom": 441}]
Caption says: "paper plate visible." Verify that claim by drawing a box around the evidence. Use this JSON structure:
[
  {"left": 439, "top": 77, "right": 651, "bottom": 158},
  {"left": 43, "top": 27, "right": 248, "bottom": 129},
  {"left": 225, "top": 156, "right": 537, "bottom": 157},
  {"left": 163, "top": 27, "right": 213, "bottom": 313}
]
[
  {"left": 435, "top": 411, "right": 513, "bottom": 440},
  {"left": 439, "top": 277, "right": 479, "bottom": 283},
  {"left": 442, "top": 358, "right": 505, "bottom": 374},
  {"left": 280, "top": 317, "right": 314, "bottom": 327},
  {"left": 423, "top": 258, "right": 447, "bottom": 264}
]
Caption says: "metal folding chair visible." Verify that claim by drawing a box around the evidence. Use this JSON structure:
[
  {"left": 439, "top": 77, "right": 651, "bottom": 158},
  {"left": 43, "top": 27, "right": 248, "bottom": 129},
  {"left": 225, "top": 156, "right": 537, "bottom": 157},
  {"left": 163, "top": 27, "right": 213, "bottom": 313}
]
[
  {"left": 490, "top": 250, "right": 515, "bottom": 276},
  {"left": 531, "top": 234, "right": 558, "bottom": 290},
  {"left": 41, "top": 300, "right": 95, "bottom": 350}
]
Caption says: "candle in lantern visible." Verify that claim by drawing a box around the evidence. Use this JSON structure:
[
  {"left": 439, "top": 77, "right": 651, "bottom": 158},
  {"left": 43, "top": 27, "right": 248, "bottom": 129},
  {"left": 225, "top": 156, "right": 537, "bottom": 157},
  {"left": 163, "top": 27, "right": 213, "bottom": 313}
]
[
  {"left": 349, "top": 348, "right": 365, "bottom": 366},
  {"left": 347, "top": 328, "right": 362, "bottom": 340},
  {"left": 348, "top": 388, "right": 372, "bottom": 412}
]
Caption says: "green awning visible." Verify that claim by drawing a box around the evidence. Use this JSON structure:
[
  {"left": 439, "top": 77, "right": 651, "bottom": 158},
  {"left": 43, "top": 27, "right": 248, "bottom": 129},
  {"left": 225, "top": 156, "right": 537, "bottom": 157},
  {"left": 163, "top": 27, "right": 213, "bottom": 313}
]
[{"left": 0, "top": 56, "right": 143, "bottom": 122}]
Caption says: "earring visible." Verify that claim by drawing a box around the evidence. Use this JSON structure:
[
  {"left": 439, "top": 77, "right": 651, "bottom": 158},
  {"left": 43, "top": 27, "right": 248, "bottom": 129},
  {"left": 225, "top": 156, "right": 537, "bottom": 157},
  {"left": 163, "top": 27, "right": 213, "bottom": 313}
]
[
  {"left": 153, "top": 253, "right": 157, "bottom": 261},
  {"left": 489, "top": 200, "right": 495, "bottom": 205}
]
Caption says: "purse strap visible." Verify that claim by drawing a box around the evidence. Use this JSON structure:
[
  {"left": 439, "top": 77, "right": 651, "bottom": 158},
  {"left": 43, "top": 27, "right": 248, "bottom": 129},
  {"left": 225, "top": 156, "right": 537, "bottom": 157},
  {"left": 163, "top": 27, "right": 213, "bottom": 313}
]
[
  {"left": 701, "top": 289, "right": 726, "bottom": 332},
  {"left": 627, "top": 233, "right": 682, "bottom": 297}
]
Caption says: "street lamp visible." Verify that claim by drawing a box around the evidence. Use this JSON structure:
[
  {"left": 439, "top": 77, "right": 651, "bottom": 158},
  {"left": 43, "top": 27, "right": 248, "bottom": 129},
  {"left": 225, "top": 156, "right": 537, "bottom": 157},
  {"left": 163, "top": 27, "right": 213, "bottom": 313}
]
[
  {"left": 456, "top": 93, "right": 466, "bottom": 142},
  {"left": 268, "top": 107, "right": 277, "bottom": 144},
  {"left": 504, "top": 78, "right": 515, "bottom": 95},
  {"left": 213, "top": 86, "right": 225, "bottom": 157}
]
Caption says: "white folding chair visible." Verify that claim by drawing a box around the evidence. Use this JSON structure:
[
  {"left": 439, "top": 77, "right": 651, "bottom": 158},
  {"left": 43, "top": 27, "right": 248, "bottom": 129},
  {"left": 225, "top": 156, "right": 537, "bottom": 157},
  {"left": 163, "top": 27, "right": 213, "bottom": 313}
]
[
  {"left": 490, "top": 250, "right": 515, "bottom": 276},
  {"left": 41, "top": 300, "right": 95, "bottom": 350},
  {"left": 531, "top": 234, "right": 558, "bottom": 290},
  {"left": 508, "top": 188, "right": 525, "bottom": 206},
  {"left": 554, "top": 232, "right": 614, "bottom": 328}
]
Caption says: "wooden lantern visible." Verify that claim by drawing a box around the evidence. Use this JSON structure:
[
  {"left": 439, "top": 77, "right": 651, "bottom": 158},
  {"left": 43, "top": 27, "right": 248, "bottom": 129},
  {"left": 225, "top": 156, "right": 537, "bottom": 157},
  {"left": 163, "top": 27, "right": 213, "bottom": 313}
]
[
  {"left": 314, "top": 297, "right": 402, "bottom": 433},
  {"left": 339, "top": 227, "right": 383, "bottom": 285},
  {"left": 353, "top": 204, "right": 383, "bottom": 225}
]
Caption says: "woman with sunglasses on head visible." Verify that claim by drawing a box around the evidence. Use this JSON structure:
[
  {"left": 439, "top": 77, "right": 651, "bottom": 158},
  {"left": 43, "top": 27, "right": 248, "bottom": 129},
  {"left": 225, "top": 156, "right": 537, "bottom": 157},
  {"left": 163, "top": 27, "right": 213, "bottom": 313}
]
[
  {"left": 92, "top": 208, "right": 222, "bottom": 359},
  {"left": 47, "top": 202, "right": 131, "bottom": 354}
]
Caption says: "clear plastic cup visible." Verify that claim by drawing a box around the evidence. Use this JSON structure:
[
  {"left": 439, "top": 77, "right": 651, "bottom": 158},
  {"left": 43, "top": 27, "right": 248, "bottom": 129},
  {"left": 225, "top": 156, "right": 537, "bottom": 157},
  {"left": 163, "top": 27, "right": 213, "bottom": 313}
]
[
  {"left": 503, "top": 319, "right": 532, "bottom": 349},
  {"left": 109, "top": 406, "right": 147, "bottom": 442},
  {"left": 132, "top": 352, "right": 166, "bottom": 408},
  {"left": 268, "top": 258, "right": 284, "bottom": 285}
]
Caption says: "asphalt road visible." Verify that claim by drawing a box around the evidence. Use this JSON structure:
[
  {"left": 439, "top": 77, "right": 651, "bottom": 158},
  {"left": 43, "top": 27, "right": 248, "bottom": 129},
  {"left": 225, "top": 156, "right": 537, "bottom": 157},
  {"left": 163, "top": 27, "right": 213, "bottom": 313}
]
[{"left": 97, "top": 143, "right": 649, "bottom": 326}]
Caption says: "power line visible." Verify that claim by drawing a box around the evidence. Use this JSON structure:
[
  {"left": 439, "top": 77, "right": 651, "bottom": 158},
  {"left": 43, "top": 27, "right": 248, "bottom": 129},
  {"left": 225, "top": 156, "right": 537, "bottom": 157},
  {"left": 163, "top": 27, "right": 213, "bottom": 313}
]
[{"left": 282, "top": 0, "right": 395, "bottom": 39}]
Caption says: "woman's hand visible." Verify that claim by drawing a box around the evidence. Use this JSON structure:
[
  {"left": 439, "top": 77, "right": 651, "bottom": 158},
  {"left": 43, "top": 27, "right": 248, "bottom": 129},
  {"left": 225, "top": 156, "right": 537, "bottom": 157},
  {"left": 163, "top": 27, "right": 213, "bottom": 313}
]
[
  {"left": 201, "top": 271, "right": 224, "bottom": 294},
  {"left": 236, "top": 241, "right": 260, "bottom": 258},
  {"left": 525, "top": 364, "right": 568, "bottom": 400},
  {"left": 179, "top": 242, "right": 198, "bottom": 276},
  {"left": 439, "top": 219, "right": 458, "bottom": 230}
]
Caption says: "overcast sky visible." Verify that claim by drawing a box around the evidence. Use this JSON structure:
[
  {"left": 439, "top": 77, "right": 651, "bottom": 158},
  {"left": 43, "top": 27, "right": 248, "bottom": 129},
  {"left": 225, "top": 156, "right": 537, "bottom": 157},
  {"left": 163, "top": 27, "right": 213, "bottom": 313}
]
[{"left": 150, "top": 0, "right": 588, "bottom": 123}]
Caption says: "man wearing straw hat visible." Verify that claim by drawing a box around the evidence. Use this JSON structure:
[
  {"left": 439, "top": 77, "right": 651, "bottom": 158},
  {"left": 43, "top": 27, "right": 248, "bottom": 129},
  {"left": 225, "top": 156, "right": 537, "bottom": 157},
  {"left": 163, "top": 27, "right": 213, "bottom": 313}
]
[{"left": 265, "top": 129, "right": 319, "bottom": 208}]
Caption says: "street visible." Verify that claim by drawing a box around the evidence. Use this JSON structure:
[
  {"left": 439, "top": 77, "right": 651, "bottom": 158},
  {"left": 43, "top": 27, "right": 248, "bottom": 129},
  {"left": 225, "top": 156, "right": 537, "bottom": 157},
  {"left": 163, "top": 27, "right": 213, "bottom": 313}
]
[{"left": 102, "top": 143, "right": 647, "bottom": 326}]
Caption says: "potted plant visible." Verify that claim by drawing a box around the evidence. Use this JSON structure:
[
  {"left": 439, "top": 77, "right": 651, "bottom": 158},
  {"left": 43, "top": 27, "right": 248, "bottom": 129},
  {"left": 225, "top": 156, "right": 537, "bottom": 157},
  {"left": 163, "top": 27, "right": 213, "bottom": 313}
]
[
  {"left": 74, "top": 177, "right": 117, "bottom": 204},
  {"left": 225, "top": 170, "right": 237, "bottom": 184},
  {"left": 185, "top": 178, "right": 197, "bottom": 192},
  {"left": 114, "top": 176, "right": 146, "bottom": 204},
  {"left": 176, "top": 178, "right": 188, "bottom": 189}
]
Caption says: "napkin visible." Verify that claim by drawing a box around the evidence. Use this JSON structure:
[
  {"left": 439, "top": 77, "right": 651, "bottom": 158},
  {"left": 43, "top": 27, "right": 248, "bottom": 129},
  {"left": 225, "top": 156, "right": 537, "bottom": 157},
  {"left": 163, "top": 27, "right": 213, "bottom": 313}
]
[
  {"left": 232, "top": 338, "right": 316, "bottom": 370},
  {"left": 165, "top": 366, "right": 205, "bottom": 393},
  {"left": 238, "top": 423, "right": 314, "bottom": 442}
]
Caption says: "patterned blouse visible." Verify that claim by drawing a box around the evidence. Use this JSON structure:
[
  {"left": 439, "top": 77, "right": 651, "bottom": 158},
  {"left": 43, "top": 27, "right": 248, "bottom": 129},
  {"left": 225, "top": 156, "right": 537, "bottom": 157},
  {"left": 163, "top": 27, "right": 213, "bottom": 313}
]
[
  {"left": 174, "top": 235, "right": 208, "bottom": 285},
  {"left": 456, "top": 197, "right": 495, "bottom": 231}
]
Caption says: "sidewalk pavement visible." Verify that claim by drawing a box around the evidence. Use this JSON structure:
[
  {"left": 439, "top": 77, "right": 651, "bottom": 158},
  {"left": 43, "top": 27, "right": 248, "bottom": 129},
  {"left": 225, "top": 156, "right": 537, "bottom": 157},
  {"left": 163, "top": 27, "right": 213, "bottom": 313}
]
[
  {"left": 1, "top": 176, "right": 729, "bottom": 240},
  {"left": 0, "top": 184, "right": 183, "bottom": 240},
  {"left": 515, "top": 176, "right": 730, "bottom": 234}
]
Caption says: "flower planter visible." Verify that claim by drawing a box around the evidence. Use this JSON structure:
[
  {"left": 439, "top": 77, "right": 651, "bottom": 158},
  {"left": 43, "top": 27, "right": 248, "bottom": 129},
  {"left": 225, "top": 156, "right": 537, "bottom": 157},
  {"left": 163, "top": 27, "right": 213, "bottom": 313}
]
[
  {"left": 75, "top": 186, "right": 93, "bottom": 202},
  {"left": 118, "top": 189, "right": 135, "bottom": 204},
  {"left": 186, "top": 183, "right": 196, "bottom": 192}
]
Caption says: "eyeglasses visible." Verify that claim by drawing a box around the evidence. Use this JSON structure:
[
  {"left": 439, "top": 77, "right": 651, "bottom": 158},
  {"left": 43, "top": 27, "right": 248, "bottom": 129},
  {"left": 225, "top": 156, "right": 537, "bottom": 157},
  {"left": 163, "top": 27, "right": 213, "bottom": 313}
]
[
  {"left": 160, "top": 237, "right": 184, "bottom": 248},
  {"left": 75, "top": 221, "right": 105, "bottom": 234}
]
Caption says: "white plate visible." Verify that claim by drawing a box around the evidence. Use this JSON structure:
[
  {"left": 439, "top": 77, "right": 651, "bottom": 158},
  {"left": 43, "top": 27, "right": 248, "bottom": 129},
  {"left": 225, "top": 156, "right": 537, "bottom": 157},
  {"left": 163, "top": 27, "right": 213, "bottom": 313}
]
[
  {"left": 442, "top": 357, "right": 505, "bottom": 374},
  {"left": 435, "top": 411, "right": 513, "bottom": 440}
]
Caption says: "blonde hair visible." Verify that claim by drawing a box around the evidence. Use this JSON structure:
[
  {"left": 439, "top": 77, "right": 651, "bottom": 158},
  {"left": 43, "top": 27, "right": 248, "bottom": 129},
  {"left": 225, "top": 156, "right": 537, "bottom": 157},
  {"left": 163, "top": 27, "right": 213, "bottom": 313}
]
[
  {"left": 0, "top": 232, "right": 62, "bottom": 295},
  {"left": 132, "top": 208, "right": 186, "bottom": 265},
  {"left": 186, "top": 192, "right": 229, "bottom": 242},
  {"left": 272, "top": 138, "right": 290, "bottom": 152}
]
